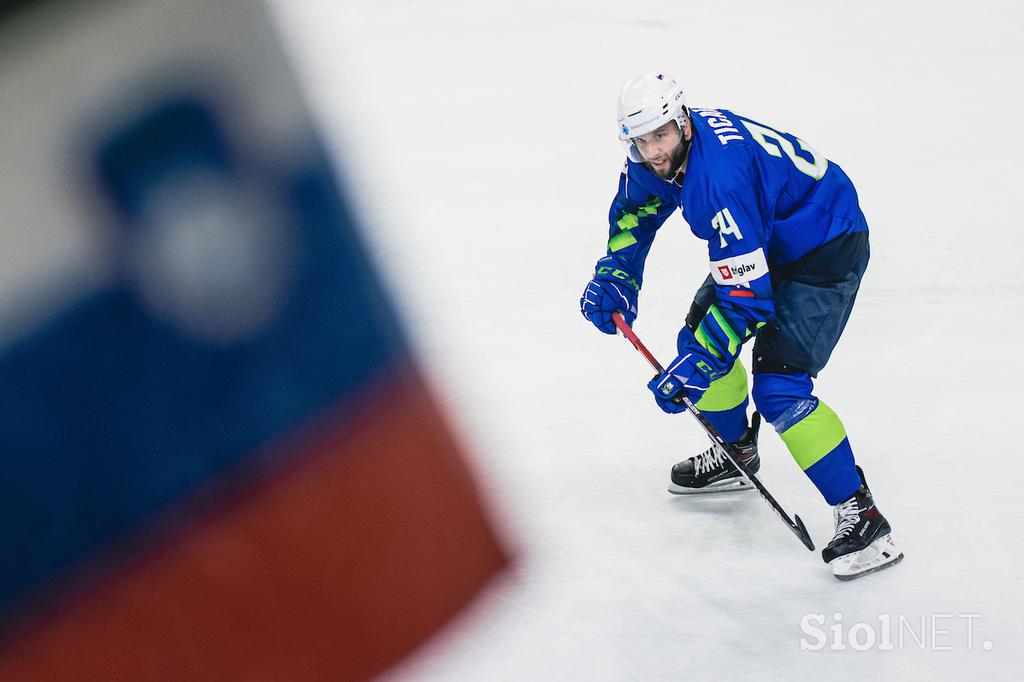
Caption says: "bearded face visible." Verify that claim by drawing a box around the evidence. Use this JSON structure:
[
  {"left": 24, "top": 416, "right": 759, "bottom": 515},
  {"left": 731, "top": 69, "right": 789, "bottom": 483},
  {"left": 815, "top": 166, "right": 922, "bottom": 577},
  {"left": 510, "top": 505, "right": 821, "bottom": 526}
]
[{"left": 631, "top": 119, "right": 691, "bottom": 179}]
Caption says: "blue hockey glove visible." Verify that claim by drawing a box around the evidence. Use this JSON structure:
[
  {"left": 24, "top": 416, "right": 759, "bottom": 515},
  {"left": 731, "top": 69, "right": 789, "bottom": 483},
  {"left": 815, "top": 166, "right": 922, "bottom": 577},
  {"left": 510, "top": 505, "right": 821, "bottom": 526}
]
[
  {"left": 647, "top": 332, "right": 730, "bottom": 414},
  {"left": 579, "top": 257, "right": 640, "bottom": 334}
]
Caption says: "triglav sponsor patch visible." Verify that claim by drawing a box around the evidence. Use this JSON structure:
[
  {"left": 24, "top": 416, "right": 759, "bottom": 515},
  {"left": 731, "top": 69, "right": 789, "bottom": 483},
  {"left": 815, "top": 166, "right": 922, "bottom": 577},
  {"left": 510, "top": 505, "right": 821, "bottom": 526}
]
[{"left": 710, "top": 248, "right": 768, "bottom": 285}]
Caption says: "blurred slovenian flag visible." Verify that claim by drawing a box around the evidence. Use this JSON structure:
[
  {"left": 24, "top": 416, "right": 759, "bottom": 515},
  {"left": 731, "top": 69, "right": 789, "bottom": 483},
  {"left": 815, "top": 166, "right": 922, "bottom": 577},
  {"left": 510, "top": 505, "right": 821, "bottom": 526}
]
[{"left": 0, "top": 1, "right": 508, "bottom": 680}]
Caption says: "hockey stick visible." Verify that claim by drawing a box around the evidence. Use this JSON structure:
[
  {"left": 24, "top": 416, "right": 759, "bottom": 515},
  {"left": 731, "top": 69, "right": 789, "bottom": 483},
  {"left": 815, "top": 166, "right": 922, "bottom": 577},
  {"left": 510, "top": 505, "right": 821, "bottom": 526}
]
[{"left": 611, "top": 311, "right": 815, "bottom": 552}]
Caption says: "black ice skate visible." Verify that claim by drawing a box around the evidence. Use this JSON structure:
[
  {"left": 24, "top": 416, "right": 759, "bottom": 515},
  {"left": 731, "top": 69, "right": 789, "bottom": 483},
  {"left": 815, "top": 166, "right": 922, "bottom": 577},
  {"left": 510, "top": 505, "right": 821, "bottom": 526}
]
[
  {"left": 822, "top": 466, "right": 903, "bottom": 580},
  {"left": 668, "top": 412, "right": 761, "bottom": 494}
]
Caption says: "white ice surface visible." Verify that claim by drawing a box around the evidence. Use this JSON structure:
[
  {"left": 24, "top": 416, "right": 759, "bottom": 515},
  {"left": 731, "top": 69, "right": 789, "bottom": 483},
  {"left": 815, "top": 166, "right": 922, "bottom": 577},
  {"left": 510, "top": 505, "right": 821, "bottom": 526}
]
[{"left": 269, "top": 1, "right": 1024, "bottom": 678}]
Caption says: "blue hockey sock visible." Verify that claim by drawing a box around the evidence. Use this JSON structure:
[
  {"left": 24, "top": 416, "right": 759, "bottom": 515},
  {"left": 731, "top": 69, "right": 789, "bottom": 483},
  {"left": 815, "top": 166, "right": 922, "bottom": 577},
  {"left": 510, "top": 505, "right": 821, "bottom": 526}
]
[{"left": 752, "top": 372, "right": 861, "bottom": 504}]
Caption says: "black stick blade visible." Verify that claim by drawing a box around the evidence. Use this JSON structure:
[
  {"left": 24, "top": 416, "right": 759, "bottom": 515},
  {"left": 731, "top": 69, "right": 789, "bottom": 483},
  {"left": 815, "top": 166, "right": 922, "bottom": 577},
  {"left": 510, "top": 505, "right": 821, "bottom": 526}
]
[{"left": 792, "top": 514, "right": 815, "bottom": 551}]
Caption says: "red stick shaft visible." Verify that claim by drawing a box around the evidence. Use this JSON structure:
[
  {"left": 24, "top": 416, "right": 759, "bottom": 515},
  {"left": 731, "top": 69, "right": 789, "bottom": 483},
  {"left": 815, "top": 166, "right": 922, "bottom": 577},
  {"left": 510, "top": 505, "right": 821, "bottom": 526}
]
[
  {"left": 608, "top": 311, "right": 815, "bottom": 551},
  {"left": 611, "top": 312, "right": 665, "bottom": 374}
]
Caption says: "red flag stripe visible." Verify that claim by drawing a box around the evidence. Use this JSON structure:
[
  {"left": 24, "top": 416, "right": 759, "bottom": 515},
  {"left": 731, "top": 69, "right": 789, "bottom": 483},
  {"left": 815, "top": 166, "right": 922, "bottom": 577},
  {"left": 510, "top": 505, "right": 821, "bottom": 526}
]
[{"left": 0, "top": 369, "right": 507, "bottom": 682}]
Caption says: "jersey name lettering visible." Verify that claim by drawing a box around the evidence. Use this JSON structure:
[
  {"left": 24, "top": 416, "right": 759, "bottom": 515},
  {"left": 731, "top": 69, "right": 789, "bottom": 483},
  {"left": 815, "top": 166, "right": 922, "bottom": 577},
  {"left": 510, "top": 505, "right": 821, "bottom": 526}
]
[{"left": 693, "top": 108, "right": 744, "bottom": 145}]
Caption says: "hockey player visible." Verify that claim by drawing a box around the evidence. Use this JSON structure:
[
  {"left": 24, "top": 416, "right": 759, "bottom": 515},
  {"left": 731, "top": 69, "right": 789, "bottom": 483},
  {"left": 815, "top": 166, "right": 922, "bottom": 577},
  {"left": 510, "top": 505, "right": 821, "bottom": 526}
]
[{"left": 579, "top": 72, "right": 902, "bottom": 580}]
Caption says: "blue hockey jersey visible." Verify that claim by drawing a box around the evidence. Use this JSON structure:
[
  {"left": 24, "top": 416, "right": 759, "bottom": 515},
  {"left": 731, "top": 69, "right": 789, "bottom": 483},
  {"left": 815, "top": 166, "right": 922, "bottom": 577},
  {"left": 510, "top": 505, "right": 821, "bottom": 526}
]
[{"left": 605, "top": 107, "right": 868, "bottom": 344}]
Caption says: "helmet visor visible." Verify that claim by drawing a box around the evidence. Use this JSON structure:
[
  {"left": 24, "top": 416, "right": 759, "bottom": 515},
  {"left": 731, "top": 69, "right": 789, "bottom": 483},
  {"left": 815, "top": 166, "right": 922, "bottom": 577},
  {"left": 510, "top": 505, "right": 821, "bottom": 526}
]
[
  {"left": 621, "top": 138, "right": 646, "bottom": 163},
  {"left": 620, "top": 120, "right": 684, "bottom": 166}
]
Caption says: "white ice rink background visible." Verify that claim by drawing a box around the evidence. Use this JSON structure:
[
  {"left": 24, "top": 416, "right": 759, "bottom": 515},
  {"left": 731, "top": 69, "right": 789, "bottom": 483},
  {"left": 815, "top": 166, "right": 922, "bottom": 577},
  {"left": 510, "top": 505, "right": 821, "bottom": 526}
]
[{"left": 270, "top": 2, "right": 1023, "bottom": 679}]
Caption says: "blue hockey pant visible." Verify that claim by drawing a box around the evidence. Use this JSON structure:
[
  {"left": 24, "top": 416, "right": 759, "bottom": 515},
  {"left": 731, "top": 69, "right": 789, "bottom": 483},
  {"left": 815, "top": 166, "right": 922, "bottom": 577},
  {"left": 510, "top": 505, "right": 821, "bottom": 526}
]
[{"left": 682, "top": 231, "right": 869, "bottom": 505}]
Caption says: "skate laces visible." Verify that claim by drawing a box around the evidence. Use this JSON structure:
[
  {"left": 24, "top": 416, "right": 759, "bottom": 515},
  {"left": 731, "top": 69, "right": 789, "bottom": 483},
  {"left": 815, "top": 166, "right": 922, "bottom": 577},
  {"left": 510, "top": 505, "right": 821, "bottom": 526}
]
[
  {"left": 693, "top": 446, "right": 728, "bottom": 476},
  {"left": 832, "top": 497, "right": 861, "bottom": 539}
]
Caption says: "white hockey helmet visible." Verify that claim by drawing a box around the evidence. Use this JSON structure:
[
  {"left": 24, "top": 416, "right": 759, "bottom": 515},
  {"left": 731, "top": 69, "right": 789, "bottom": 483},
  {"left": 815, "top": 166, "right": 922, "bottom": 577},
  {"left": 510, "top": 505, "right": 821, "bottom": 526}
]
[{"left": 616, "top": 72, "right": 689, "bottom": 162}]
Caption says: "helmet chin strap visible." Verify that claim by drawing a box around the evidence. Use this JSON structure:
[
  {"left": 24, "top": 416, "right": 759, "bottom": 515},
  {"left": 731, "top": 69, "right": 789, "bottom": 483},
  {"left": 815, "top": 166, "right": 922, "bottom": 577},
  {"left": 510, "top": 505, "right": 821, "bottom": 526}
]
[
  {"left": 666, "top": 136, "right": 691, "bottom": 186},
  {"left": 645, "top": 134, "right": 691, "bottom": 186}
]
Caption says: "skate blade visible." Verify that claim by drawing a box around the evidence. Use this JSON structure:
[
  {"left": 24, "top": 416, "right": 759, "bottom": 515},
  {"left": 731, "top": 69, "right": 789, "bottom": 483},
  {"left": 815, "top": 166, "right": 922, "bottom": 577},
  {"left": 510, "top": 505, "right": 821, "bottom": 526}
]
[
  {"left": 831, "top": 534, "right": 904, "bottom": 581},
  {"left": 667, "top": 478, "right": 754, "bottom": 495}
]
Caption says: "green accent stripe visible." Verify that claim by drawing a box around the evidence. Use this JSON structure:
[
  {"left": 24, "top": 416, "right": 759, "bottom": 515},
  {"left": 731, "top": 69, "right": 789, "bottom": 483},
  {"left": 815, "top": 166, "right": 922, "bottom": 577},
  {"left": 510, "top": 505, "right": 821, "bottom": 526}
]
[
  {"left": 608, "top": 231, "right": 638, "bottom": 252},
  {"left": 609, "top": 197, "right": 662, "bottom": 253},
  {"left": 693, "top": 325, "right": 724, "bottom": 360},
  {"left": 707, "top": 305, "right": 743, "bottom": 355},
  {"left": 779, "top": 401, "right": 847, "bottom": 470},
  {"left": 639, "top": 197, "right": 662, "bottom": 215},
  {"left": 637, "top": 199, "right": 661, "bottom": 217},
  {"left": 695, "top": 360, "right": 748, "bottom": 412},
  {"left": 616, "top": 213, "right": 640, "bottom": 231}
]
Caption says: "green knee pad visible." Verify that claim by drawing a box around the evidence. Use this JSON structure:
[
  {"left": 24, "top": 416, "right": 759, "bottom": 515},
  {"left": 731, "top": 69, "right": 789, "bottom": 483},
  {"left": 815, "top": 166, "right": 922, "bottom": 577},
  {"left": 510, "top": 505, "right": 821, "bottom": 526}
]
[
  {"left": 695, "top": 360, "right": 748, "bottom": 412},
  {"left": 779, "top": 400, "right": 847, "bottom": 470}
]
